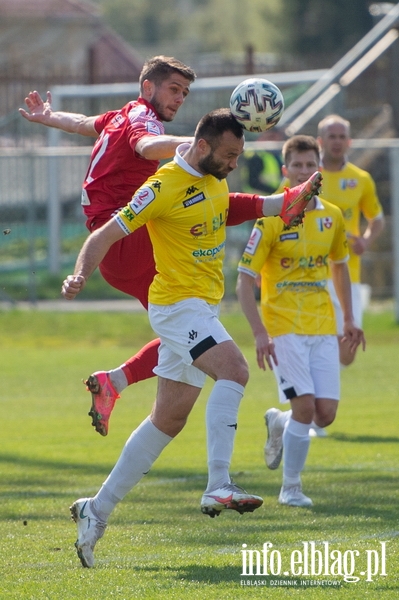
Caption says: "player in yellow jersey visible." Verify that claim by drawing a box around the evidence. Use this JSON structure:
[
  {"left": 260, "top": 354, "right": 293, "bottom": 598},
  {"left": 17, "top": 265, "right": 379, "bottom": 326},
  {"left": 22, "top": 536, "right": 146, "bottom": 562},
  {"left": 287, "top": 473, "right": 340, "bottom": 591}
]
[
  {"left": 317, "top": 114, "right": 385, "bottom": 367},
  {"left": 236, "top": 135, "right": 365, "bottom": 507},
  {"left": 59, "top": 109, "right": 322, "bottom": 567}
]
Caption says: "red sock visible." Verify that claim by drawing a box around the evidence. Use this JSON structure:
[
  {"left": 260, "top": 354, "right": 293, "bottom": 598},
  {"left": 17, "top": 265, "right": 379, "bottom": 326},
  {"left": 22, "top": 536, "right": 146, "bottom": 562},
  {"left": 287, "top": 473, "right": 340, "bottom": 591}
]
[{"left": 121, "top": 338, "right": 160, "bottom": 385}]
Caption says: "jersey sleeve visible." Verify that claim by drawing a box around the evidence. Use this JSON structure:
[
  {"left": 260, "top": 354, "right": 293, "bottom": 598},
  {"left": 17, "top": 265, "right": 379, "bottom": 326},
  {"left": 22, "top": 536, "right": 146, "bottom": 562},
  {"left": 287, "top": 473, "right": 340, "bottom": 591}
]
[
  {"left": 238, "top": 218, "right": 273, "bottom": 276},
  {"left": 126, "top": 107, "right": 163, "bottom": 153},
  {"left": 94, "top": 111, "right": 117, "bottom": 135},
  {"left": 227, "top": 193, "right": 263, "bottom": 226},
  {"left": 329, "top": 209, "right": 350, "bottom": 263},
  {"left": 114, "top": 177, "right": 168, "bottom": 235},
  {"left": 359, "top": 172, "right": 384, "bottom": 221}
]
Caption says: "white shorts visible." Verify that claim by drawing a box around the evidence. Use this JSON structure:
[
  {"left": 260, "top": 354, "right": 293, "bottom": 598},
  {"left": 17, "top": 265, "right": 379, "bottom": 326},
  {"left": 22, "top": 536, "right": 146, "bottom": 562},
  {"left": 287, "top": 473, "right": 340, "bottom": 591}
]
[
  {"left": 327, "top": 280, "right": 363, "bottom": 335},
  {"left": 148, "top": 299, "right": 232, "bottom": 388},
  {"left": 272, "top": 334, "right": 340, "bottom": 403}
]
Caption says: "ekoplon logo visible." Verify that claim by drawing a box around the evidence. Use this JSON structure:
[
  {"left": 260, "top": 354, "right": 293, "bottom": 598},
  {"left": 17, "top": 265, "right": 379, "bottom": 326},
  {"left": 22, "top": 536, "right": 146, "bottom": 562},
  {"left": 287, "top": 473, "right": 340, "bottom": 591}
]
[{"left": 240, "top": 541, "right": 388, "bottom": 584}]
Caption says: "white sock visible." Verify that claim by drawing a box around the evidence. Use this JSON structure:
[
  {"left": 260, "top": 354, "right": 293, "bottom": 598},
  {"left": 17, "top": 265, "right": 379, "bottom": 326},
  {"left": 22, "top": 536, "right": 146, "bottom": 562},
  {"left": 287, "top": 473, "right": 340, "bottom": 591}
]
[
  {"left": 282, "top": 418, "right": 311, "bottom": 487},
  {"left": 260, "top": 193, "right": 284, "bottom": 216},
  {"left": 205, "top": 379, "right": 244, "bottom": 492},
  {"left": 109, "top": 367, "right": 128, "bottom": 394},
  {"left": 91, "top": 416, "right": 172, "bottom": 520}
]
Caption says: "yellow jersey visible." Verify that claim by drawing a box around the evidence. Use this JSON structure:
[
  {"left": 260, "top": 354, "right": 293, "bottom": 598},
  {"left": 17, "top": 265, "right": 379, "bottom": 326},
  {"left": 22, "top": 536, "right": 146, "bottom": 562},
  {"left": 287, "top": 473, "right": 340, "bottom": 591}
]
[
  {"left": 238, "top": 198, "right": 349, "bottom": 336},
  {"left": 115, "top": 144, "right": 229, "bottom": 305},
  {"left": 319, "top": 162, "right": 383, "bottom": 282},
  {"left": 277, "top": 163, "right": 383, "bottom": 282}
]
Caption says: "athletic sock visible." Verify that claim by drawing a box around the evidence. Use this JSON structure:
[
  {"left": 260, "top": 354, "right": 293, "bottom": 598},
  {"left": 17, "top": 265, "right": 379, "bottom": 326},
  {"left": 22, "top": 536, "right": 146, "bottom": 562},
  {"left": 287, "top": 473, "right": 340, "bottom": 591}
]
[
  {"left": 121, "top": 338, "right": 160, "bottom": 386},
  {"left": 282, "top": 417, "right": 311, "bottom": 487},
  {"left": 205, "top": 379, "right": 244, "bottom": 492},
  {"left": 91, "top": 416, "right": 172, "bottom": 520}
]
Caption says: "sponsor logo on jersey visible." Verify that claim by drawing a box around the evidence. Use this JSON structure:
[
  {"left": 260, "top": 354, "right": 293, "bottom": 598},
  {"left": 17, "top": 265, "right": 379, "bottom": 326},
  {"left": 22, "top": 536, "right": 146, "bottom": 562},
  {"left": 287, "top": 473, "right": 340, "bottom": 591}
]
[
  {"left": 111, "top": 114, "right": 125, "bottom": 128},
  {"left": 277, "top": 279, "right": 327, "bottom": 290},
  {"left": 183, "top": 192, "right": 206, "bottom": 208},
  {"left": 339, "top": 178, "right": 358, "bottom": 190},
  {"left": 192, "top": 241, "right": 225, "bottom": 260},
  {"left": 130, "top": 186, "right": 155, "bottom": 213},
  {"left": 279, "top": 232, "right": 299, "bottom": 241},
  {"left": 244, "top": 228, "right": 262, "bottom": 255},
  {"left": 120, "top": 206, "right": 135, "bottom": 222}
]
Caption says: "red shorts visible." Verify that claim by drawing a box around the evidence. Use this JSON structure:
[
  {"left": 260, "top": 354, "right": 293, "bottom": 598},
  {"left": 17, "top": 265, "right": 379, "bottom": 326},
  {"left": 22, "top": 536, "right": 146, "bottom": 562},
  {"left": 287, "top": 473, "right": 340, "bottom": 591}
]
[{"left": 89, "top": 219, "right": 156, "bottom": 309}]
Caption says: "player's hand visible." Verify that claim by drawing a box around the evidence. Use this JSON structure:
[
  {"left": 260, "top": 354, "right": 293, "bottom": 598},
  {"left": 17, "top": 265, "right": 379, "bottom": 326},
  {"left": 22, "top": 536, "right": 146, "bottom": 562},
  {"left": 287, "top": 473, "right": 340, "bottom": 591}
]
[
  {"left": 254, "top": 331, "right": 278, "bottom": 371},
  {"left": 341, "top": 321, "right": 366, "bottom": 354},
  {"left": 19, "top": 90, "right": 53, "bottom": 122},
  {"left": 61, "top": 275, "right": 86, "bottom": 300},
  {"left": 347, "top": 233, "right": 368, "bottom": 255}
]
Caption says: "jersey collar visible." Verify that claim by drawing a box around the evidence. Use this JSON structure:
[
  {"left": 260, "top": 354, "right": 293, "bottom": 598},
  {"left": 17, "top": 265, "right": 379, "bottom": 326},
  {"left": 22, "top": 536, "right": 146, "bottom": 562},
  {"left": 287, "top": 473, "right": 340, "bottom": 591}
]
[{"left": 174, "top": 142, "right": 204, "bottom": 177}]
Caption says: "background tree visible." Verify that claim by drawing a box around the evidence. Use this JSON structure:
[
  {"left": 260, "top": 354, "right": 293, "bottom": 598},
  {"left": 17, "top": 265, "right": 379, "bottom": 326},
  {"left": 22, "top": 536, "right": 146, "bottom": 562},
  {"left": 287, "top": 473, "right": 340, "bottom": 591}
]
[{"left": 274, "top": 0, "right": 374, "bottom": 65}]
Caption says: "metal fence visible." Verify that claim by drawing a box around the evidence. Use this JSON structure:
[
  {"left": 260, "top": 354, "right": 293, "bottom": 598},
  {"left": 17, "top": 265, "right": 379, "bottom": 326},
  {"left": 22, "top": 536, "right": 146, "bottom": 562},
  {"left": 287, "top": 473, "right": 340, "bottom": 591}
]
[{"left": 1, "top": 139, "right": 399, "bottom": 308}]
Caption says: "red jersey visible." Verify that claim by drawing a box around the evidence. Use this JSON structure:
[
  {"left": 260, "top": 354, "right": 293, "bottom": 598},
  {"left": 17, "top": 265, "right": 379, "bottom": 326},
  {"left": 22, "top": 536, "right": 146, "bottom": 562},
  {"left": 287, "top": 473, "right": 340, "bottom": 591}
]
[{"left": 81, "top": 97, "right": 164, "bottom": 222}]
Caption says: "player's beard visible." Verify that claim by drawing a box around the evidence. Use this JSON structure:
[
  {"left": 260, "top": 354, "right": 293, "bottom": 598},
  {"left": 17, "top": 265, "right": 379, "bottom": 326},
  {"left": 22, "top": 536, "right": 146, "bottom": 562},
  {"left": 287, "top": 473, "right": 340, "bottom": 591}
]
[
  {"left": 197, "top": 150, "right": 231, "bottom": 180},
  {"left": 150, "top": 94, "right": 174, "bottom": 122}
]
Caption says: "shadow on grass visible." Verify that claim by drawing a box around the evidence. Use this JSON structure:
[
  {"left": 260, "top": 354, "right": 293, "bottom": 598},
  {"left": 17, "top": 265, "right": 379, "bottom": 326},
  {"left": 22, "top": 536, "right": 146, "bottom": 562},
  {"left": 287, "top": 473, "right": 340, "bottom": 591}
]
[{"left": 330, "top": 433, "right": 399, "bottom": 443}]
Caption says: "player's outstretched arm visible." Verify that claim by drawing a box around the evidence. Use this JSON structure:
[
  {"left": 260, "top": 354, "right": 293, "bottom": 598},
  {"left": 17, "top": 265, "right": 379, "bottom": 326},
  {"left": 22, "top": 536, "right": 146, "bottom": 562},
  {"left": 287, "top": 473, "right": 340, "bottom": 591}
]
[
  {"left": 19, "top": 90, "right": 98, "bottom": 136},
  {"left": 61, "top": 220, "right": 125, "bottom": 300},
  {"left": 136, "top": 134, "right": 194, "bottom": 160}
]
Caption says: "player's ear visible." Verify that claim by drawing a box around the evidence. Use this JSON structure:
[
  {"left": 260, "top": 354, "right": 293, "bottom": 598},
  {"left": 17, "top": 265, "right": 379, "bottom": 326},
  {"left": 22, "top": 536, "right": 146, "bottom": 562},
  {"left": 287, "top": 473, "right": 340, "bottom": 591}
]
[
  {"left": 281, "top": 165, "right": 288, "bottom": 178},
  {"left": 197, "top": 137, "right": 211, "bottom": 155},
  {"left": 142, "top": 79, "right": 155, "bottom": 99}
]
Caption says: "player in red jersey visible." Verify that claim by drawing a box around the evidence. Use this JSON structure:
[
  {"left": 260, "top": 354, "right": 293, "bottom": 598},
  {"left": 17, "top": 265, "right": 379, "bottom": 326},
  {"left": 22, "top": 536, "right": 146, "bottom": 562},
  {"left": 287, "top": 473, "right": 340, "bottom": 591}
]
[{"left": 21, "top": 57, "right": 319, "bottom": 436}]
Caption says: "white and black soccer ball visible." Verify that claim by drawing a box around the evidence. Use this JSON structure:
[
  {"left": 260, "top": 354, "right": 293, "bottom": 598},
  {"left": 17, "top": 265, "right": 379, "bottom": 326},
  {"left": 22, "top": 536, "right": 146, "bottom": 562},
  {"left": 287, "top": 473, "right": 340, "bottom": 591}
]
[{"left": 229, "top": 78, "right": 284, "bottom": 133}]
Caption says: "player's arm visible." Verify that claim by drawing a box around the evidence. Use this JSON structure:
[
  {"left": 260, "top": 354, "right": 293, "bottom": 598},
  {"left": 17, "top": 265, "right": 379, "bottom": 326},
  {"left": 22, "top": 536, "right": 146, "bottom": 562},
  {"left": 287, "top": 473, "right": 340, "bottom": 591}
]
[
  {"left": 236, "top": 271, "right": 277, "bottom": 370},
  {"left": 349, "top": 214, "right": 385, "bottom": 255},
  {"left": 135, "top": 134, "right": 194, "bottom": 160},
  {"left": 61, "top": 220, "right": 125, "bottom": 300},
  {"left": 19, "top": 90, "right": 98, "bottom": 137},
  {"left": 330, "top": 261, "right": 366, "bottom": 353},
  {"left": 227, "top": 172, "right": 322, "bottom": 227}
]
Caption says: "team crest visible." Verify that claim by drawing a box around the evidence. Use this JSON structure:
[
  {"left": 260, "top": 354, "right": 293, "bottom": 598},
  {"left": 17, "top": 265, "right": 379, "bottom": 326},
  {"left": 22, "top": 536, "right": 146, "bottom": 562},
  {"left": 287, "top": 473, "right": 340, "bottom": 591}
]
[
  {"left": 317, "top": 217, "right": 333, "bottom": 231},
  {"left": 340, "top": 178, "right": 358, "bottom": 190}
]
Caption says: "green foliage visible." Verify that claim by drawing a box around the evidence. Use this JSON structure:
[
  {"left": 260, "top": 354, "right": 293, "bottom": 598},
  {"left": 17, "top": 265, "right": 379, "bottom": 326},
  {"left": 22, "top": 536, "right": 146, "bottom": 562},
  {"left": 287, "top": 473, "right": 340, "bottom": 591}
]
[
  {"left": 275, "top": 0, "right": 373, "bottom": 59},
  {"left": 97, "top": 0, "right": 282, "bottom": 54},
  {"left": 93, "top": 0, "right": 375, "bottom": 61},
  {"left": 1, "top": 307, "right": 399, "bottom": 598}
]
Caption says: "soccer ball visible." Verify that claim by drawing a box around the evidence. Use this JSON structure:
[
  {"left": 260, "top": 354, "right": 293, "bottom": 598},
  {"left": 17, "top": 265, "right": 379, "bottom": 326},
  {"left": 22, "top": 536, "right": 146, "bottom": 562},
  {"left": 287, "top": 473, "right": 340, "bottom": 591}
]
[{"left": 229, "top": 78, "right": 284, "bottom": 133}]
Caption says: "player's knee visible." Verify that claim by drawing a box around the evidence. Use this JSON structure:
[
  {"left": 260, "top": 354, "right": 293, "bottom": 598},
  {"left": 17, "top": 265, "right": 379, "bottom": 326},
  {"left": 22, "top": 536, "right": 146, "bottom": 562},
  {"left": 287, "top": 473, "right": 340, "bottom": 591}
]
[
  {"left": 232, "top": 356, "right": 249, "bottom": 386},
  {"left": 315, "top": 407, "right": 337, "bottom": 428}
]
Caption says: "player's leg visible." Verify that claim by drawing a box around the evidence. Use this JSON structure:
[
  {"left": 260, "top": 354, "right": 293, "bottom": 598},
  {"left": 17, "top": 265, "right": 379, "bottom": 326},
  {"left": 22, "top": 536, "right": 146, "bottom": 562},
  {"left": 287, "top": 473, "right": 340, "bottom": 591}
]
[
  {"left": 280, "top": 393, "right": 314, "bottom": 507},
  {"left": 264, "top": 335, "right": 315, "bottom": 506},
  {"left": 71, "top": 376, "right": 200, "bottom": 568},
  {"left": 84, "top": 227, "right": 160, "bottom": 435},
  {"left": 149, "top": 298, "right": 263, "bottom": 518}
]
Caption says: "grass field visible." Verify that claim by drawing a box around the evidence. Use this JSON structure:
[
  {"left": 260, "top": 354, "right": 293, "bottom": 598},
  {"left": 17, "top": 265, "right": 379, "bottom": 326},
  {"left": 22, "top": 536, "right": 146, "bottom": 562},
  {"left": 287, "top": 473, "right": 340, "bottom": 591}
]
[{"left": 1, "top": 305, "right": 398, "bottom": 599}]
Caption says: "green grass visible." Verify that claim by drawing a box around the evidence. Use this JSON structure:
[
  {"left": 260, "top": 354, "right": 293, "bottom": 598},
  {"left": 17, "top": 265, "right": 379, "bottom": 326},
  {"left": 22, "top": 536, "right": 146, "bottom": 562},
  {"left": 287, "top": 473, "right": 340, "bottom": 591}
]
[{"left": 1, "top": 306, "right": 399, "bottom": 599}]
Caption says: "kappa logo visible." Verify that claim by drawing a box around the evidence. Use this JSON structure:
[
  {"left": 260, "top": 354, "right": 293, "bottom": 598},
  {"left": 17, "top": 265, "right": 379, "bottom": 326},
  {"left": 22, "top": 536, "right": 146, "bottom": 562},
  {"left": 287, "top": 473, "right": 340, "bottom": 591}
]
[
  {"left": 185, "top": 186, "right": 199, "bottom": 196},
  {"left": 188, "top": 330, "right": 198, "bottom": 341}
]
